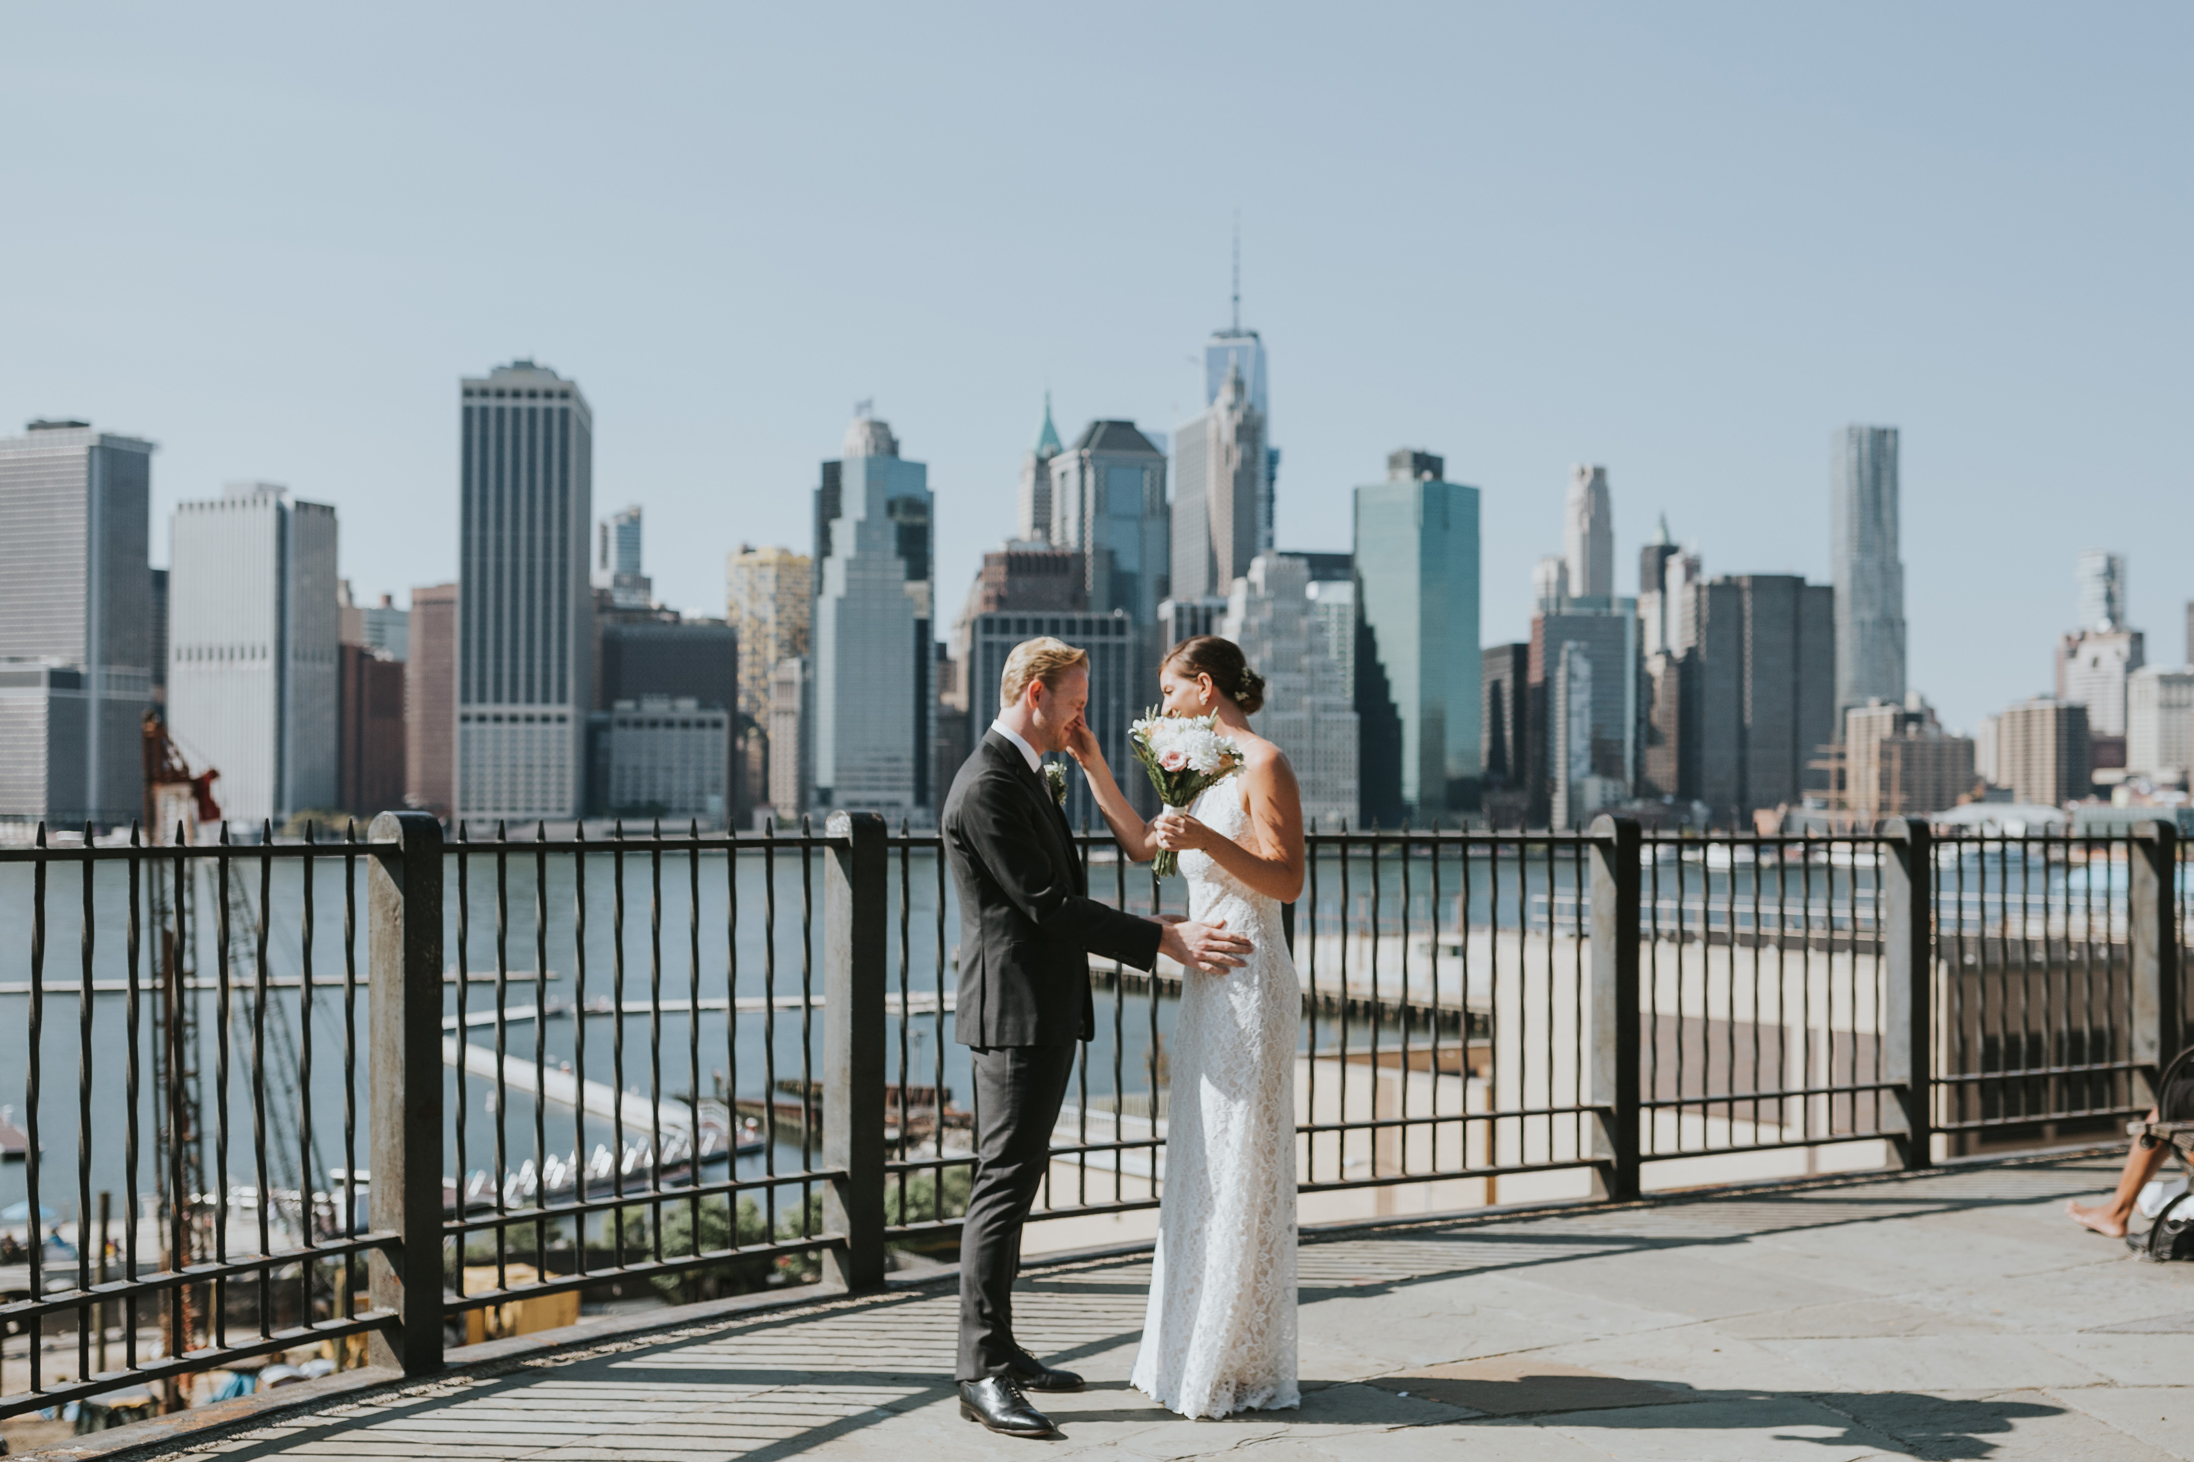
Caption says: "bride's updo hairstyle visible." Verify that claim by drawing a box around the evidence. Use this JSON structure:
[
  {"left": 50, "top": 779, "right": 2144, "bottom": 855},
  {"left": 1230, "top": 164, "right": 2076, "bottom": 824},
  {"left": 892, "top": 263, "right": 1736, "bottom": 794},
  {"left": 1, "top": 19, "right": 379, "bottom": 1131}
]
[{"left": 1163, "top": 635, "right": 1267, "bottom": 715}]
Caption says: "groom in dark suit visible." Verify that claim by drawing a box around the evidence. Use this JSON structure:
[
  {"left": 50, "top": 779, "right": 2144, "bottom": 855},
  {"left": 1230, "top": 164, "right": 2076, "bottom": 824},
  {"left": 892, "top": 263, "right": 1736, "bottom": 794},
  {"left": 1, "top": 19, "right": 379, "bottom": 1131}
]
[{"left": 942, "top": 636, "right": 1252, "bottom": 1437}]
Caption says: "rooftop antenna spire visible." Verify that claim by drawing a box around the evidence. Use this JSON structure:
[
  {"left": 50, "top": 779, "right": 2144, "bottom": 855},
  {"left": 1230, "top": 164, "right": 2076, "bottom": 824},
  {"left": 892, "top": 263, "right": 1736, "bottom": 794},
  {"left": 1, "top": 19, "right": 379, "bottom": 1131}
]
[{"left": 1230, "top": 211, "right": 1241, "bottom": 333}]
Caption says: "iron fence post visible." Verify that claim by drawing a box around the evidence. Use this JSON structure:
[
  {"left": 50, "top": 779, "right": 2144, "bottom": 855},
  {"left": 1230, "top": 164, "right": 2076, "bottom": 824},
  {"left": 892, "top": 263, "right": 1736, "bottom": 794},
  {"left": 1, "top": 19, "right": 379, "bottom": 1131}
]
[
  {"left": 1880, "top": 817, "right": 1933, "bottom": 1170},
  {"left": 2131, "top": 820, "right": 2182, "bottom": 1106},
  {"left": 823, "top": 811, "right": 887, "bottom": 1290},
  {"left": 367, "top": 811, "right": 445, "bottom": 1374},
  {"left": 1587, "top": 815, "right": 1641, "bottom": 1202}
]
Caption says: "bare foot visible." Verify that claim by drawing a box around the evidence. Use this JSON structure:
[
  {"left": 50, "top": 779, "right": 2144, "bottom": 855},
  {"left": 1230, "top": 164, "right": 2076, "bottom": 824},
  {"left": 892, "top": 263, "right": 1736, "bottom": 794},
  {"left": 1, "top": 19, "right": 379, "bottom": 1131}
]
[{"left": 2066, "top": 1198, "right": 2129, "bottom": 1238}]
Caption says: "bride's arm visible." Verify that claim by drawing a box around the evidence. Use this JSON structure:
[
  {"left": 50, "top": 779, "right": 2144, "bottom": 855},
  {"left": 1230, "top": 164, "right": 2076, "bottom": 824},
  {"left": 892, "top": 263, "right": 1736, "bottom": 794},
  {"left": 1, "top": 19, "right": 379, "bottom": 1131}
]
[
  {"left": 1063, "top": 714, "right": 1162, "bottom": 863},
  {"left": 1153, "top": 746, "right": 1305, "bottom": 902}
]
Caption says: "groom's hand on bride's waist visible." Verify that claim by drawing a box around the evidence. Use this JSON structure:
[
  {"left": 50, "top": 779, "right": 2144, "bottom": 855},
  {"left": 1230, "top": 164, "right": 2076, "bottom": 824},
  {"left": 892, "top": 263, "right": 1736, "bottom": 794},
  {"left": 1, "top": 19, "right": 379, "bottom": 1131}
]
[{"left": 1155, "top": 914, "right": 1252, "bottom": 974}]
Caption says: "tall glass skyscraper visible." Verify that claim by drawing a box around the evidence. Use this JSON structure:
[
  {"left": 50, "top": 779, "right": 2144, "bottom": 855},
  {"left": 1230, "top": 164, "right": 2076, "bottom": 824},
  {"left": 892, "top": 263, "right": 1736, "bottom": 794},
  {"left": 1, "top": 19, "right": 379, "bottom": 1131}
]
[
  {"left": 1048, "top": 421, "right": 1169, "bottom": 629},
  {"left": 457, "top": 360, "right": 594, "bottom": 821},
  {"left": 812, "top": 412, "right": 934, "bottom": 814},
  {"left": 1831, "top": 425, "right": 1906, "bottom": 717},
  {"left": 1354, "top": 449, "right": 1482, "bottom": 824},
  {"left": 0, "top": 419, "right": 156, "bottom": 825},
  {"left": 2076, "top": 549, "right": 2126, "bottom": 632},
  {"left": 1202, "top": 328, "right": 1277, "bottom": 556},
  {"left": 1170, "top": 364, "right": 1265, "bottom": 603},
  {"left": 168, "top": 483, "right": 340, "bottom": 825}
]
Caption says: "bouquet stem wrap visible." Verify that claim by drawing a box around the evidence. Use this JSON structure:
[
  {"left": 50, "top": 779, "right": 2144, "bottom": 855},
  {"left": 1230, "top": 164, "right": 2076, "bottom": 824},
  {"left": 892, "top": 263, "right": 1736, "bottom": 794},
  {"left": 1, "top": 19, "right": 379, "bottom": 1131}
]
[{"left": 1129, "top": 709, "right": 1246, "bottom": 879}]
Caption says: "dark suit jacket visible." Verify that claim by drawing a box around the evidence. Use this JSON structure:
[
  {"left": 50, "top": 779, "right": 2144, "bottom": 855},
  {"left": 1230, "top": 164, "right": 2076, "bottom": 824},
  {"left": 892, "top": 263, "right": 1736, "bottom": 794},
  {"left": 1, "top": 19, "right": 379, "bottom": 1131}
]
[{"left": 942, "top": 730, "right": 1163, "bottom": 1047}]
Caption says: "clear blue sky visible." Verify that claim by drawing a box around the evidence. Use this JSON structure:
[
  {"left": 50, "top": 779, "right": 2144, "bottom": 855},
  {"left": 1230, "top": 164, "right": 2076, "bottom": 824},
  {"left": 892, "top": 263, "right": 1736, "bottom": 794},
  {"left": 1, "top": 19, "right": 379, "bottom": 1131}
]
[{"left": 4, "top": 3, "right": 2186, "bottom": 732}]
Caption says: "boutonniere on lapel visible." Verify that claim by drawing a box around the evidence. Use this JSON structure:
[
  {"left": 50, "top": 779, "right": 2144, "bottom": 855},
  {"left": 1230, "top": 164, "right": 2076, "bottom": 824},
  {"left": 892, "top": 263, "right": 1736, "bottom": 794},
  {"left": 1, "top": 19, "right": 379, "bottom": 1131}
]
[{"left": 1042, "top": 761, "right": 1069, "bottom": 807}]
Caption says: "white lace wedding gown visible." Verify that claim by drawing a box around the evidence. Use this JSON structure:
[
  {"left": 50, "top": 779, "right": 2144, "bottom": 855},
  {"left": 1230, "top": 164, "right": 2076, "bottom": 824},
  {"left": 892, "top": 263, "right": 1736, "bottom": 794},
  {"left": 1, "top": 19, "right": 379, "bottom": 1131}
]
[{"left": 1129, "top": 784, "right": 1300, "bottom": 1419}]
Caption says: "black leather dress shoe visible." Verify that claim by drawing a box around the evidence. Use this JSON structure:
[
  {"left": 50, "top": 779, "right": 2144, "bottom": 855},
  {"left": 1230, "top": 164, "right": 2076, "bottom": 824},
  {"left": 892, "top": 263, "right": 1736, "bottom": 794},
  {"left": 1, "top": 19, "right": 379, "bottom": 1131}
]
[
  {"left": 1006, "top": 1355, "right": 1085, "bottom": 1392},
  {"left": 958, "top": 1376, "right": 1056, "bottom": 1437}
]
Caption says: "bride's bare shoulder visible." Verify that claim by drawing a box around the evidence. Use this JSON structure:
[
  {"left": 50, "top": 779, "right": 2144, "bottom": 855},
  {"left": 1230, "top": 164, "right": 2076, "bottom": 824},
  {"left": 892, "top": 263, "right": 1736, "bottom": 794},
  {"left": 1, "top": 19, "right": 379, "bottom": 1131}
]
[{"left": 1239, "top": 737, "right": 1298, "bottom": 787}]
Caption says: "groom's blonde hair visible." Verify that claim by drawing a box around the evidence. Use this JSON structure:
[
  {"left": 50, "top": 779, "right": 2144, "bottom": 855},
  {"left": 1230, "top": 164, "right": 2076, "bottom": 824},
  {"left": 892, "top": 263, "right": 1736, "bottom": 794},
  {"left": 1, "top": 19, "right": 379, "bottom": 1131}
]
[{"left": 999, "top": 637, "right": 1089, "bottom": 708}]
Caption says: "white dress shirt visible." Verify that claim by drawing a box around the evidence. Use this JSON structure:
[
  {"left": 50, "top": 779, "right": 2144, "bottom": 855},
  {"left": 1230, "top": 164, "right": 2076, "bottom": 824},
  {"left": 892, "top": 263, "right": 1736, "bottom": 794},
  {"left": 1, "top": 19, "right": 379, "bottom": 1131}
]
[{"left": 988, "top": 719, "right": 1042, "bottom": 774}]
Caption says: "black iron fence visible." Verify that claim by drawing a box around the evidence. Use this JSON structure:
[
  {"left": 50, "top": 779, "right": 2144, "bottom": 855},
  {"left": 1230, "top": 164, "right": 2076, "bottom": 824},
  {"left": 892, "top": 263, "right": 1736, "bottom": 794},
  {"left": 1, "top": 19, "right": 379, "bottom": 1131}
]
[{"left": 1, "top": 811, "right": 2184, "bottom": 1420}]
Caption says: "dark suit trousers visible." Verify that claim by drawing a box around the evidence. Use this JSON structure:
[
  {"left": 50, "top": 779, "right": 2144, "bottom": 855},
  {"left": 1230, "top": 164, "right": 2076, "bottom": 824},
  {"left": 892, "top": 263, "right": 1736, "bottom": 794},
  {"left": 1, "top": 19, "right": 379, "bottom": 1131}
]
[{"left": 957, "top": 1043, "right": 1078, "bottom": 1381}]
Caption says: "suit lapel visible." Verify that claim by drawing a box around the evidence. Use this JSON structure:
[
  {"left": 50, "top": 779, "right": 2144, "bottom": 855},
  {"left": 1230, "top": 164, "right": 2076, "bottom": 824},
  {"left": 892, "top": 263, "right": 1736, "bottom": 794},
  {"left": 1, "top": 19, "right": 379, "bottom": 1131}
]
[{"left": 984, "top": 733, "right": 1078, "bottom": 887}]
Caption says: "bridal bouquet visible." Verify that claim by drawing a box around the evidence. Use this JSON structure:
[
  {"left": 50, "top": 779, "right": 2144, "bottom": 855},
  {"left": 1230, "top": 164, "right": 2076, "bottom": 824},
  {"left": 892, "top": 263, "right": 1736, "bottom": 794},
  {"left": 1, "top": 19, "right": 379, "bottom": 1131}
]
[{"left": 1129, "top": 710, "right": 1245, "bottom": 878}]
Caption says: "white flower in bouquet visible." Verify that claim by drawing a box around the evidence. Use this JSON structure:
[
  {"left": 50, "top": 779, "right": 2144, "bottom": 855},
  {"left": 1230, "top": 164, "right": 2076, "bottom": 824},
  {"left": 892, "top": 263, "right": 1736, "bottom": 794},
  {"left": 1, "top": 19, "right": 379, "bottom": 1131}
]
[{"left": 1129, "top": 710, "right": 1245, "bottom": 877}]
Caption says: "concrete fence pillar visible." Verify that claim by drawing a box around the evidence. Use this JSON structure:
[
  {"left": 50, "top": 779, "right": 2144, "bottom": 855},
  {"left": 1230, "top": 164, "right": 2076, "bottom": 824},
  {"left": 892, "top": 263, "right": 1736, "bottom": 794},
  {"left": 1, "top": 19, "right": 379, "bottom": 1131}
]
[
  {"left": 822, "top": 811, "right": 888, "bottom": 1291},
  {"left": 2131, "top": 820, "right": 2183, "bottom": 1110},
  {"left": 1586, "top": 814, "right": 1641, "bottom": 1202},
  {"left": 1879, "top": 818, "right": 1934, "bottom": 1171},
  {"left": 367, "top": 811, "right": 445, "bottom": 1374}
]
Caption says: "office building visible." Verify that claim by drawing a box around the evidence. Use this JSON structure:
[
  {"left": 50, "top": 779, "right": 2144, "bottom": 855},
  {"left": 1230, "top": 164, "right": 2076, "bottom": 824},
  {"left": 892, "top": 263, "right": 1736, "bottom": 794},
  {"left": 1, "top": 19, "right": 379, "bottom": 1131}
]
[
  {"left": 963, "top": 609, "right": 1139, "bottom": 828},
  {"left": 1532, "top": 556, "right": 1568, "bottom": 613},
  {"left": 0, "top": 665, "right": 124, "bottom": 825},
  {"left": 591, "top": 613, "right": 737, "bottom": 818},
  {"left": 457, "top": 360, "right": 593, "bottom": 822},
  {"left": 338, "top": 644, "right": 407, "bottom": 818},
  {"left": 2077, "top": 550, "right": 2127, "bottom": 632},
  {"left": 812, "top": 410, "right": 933, "bottom": 814},
  {"left": 603, "top": 505, "right": 642, "bottom": 576},
  {"left": 1354, "top": 449, "right": 1481, "bottom": 824},
  {"left": 1637, "top": 516, "right": 1680, "bottom": 655},
  {"left": 405, "top": 583, "right": 457, "bottom": 819},
  {"left": 167, "top": 483, "right": 340, "bottom": 826},
  {"left": 0, "top": 419, "right": 156, "bottom": 824},
  {"left": 1202, "top": 252, "right": 1277, "bottom": 555},
  {"left": 947, "top": 544, "right": 1086, "bottom": 722},
  {"left": 1996, "top": 697, "right": 2090, "bottom": 807},
  {"left": 1651, "top": 575, "right": 1834, "bottom": 825},
  {"left": 1636, "top": 529, "right": 1699, "bottom": 804},
  {"left": 599, "top": 505, "right": 651, "bottom": 610},
  {"left": 1306, "top": 574, "right": 1355, "bottom": 685},
  {"left": 1551, "top": 641, "right": 1624, "bottom": 829},
  {"left": 1051, "top": 421, "right": 1169, "bottom": 629},
  {"left": 766, "top": 657, "right": 809, "bottom": 822},
  {"left": 2127, "top": 667, "right": 2194, "bottom": 784},
  {"left": 1172, "top": 364, "right": 1266, "bottom": 604},
  {"left": 727, "top": 543, "right": 811, "bottom": 815},
  {"left": 931, "top": 639, "right": 969, "bottom": 808},
  {"left": 598, "top": 618, "right": 737, "bottom": 713},
  {"left": 1832, "top": 425, "right": 1906, "bottom": 716},
  {"left": 1639, "top": 648, "right": 1684, "bottom": 803},
  {"left": 954, "top": 545, "right": 1085, "bottom": 628},
  {"left": 1158, "top": 597, "right": 1228, "bottom": 651},
  {"left": 1481, "top": 644, "right": 1531, "bottom": 822},
  {"left": 1564, "top": 465, "right": 1614, "bottom": 600},
  {"left": 1655, "top": 546, "right": 1704, "bottom": 657},
  {"left": 1017, "top": 395, "right": 1065, "bottom": 544},
  {"left": 1222, "top": 555, "right": 1358, "bottom": 828},
  {"left": 1842, "top": 699, "right": 1975, "bottom": 819},
  {"left": 1529, "top": 602, "right": 1638, "bottom": 820},
  {"left": 596, "top": 697, "right": 729, "bottom": 824},
  {"left": 728, "top": 544, "right": 812, "bottom": 717},
  {"left": 338, "top": 581, "right": 409, "bottom": 660},
  {"left": 2057, "top": 628, "right": 2144, "bottom": 739},
  {"left": 150, "top": 568, "right": 169, "bottom": 705},
  {"left": 1975, "top": 714, "right": 2001, "bottom": 786}
]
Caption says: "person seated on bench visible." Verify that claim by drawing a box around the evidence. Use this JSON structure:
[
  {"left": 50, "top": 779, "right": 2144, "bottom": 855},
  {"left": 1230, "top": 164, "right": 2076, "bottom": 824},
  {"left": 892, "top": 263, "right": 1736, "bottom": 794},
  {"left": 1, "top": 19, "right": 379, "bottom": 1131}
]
[
  {"left": 2068, "top": 1055, "right": 2194, "bottom": 1239},
  {"left": 2066, "top": 1108, "right": 2180, "bottom": 1238}
]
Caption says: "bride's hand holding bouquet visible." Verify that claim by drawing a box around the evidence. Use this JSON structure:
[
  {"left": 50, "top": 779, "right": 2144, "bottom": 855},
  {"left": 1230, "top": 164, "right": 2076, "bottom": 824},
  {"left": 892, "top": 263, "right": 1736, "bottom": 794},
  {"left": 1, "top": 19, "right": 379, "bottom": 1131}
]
[{"left": 1130, "top": 710, "right": 1245, "bottom": 878}]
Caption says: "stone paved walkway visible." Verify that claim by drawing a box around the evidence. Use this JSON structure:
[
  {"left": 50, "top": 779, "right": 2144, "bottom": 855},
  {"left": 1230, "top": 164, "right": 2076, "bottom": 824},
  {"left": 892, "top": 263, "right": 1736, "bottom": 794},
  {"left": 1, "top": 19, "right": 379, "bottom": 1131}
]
[{"left": 129, "top": 1154, "right": 2194, "bottom": 1460}]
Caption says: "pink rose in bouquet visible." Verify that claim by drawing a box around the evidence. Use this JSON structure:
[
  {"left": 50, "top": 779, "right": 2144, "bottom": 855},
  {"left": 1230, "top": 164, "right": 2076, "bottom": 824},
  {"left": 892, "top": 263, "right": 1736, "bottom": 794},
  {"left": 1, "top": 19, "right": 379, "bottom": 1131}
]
[{"left": 1129, "top": 709, "right": 1246, "bottom": 878}]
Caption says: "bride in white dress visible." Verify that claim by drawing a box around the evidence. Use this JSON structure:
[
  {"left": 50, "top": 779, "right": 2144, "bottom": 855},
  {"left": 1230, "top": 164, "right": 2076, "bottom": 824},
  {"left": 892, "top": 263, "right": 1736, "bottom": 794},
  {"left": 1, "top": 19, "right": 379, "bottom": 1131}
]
[{"left": 1065, "top": 634, "right": 1304, "bottom": 1420}]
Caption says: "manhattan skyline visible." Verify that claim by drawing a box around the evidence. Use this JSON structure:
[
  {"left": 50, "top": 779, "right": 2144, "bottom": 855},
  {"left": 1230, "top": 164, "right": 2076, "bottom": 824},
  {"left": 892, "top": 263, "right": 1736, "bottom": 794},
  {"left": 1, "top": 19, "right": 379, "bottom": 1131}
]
[{"left": 1, "top": 4, "right": 2187, "bottom": 735}]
